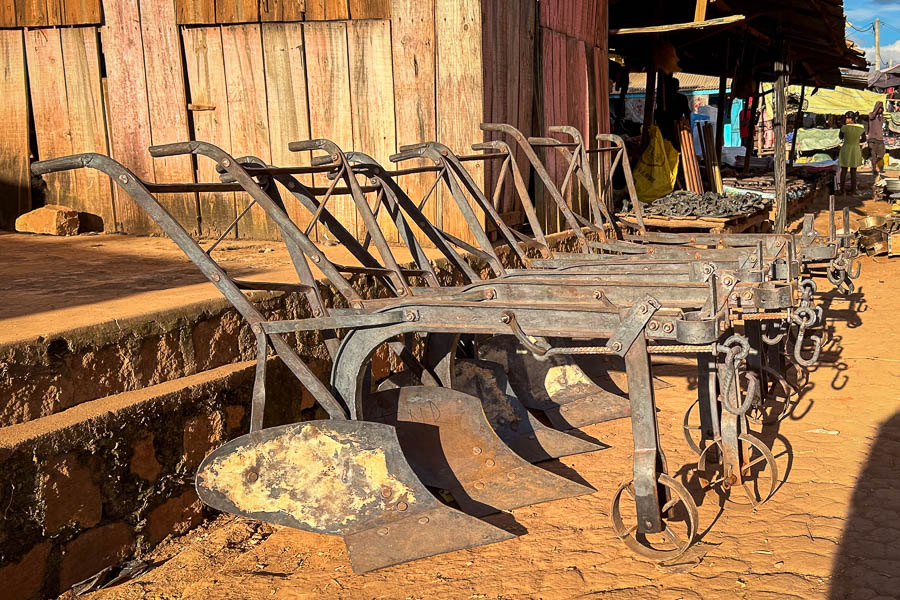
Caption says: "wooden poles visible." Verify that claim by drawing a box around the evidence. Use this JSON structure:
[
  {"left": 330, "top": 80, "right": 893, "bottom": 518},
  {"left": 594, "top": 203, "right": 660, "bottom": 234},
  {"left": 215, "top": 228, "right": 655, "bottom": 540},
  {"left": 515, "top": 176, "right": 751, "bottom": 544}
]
[
  {"left": 641, "top": 68, "right": 657, "bottom": 147},
  {"left": 773, "top": 58, "right": 788, "bottom": 234}
]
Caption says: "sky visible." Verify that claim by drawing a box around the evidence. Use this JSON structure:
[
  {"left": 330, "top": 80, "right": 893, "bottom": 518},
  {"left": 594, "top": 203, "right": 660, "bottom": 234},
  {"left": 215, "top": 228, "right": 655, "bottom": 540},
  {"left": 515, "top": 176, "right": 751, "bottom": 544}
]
[{"left": 845, "top": 0, "right": 900, "bottom": 68}]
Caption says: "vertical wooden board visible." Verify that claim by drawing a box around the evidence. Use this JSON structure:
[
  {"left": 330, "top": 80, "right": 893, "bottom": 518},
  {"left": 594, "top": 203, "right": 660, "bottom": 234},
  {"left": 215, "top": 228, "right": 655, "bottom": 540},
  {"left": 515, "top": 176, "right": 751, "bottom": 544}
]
[
  {"left": 0, "top": 0, "right": 15, "bottom": 26},
  {"left": 141, "top": 0, "right": 198, "bottom": 232},
  {"left": 348, "top": 0, "right": 388, "bottom": 19},
  {"left": 60, "top": 27, "right": 115, "bottom": 229},
  {"left": 390, "top": 0, "right": 439, "bottom": 245},
  {"left": 539, "top": 27, "right": 554, "bottom": 231},
  {"left": 567, "top": 37, "right": 589, "bottom": 217},
  {"left": 260, "top": 0, "right": 306, "bottom": 21},
  {"left": 175, "top": 0, "right": 215, "bottom": 23},
  {"left": 216, "top": 0, "right": 259, "bottom": 22},
  {"left": 222, "top": 24, "right": 278, "bottom": 239},
  {"left": 25, "top": 28, "right": 75, "bottom": 207},
  {"left": 63, "top": 0, "right": 103, "bottom": 24},
  {"left": 304, "top": 21, "right": 356, "bottom": 241},
  {"left": 480, "top": 0, "right": 495, "bottom": 209},
  {"left": 17, "top": 0, "right": 47, "bottom": 26},
  {"left": 500, "top": 2, "right": 520, "bottom": 213},
  {"left": 436, "top": 0, "right": 484, "bottom": 244},
  {"left": 261, "top": 22, "right": 313, "bottom": 234},
  {"left": 0, "top": 30, "right": 30, "bottom": 229},
  {"left": 347, "top": 20, "right": 398, "bottom": 243},
  {"left": 46, "top": 0, "right": 64, "bottom": 24},
  {"left": 182, "top": 26, "right": 236, "bottom": 238},
  {"left": 304, "top": 0, "right": 324, "bottom": 19},
  {"left": 102, "top": 0, "right": 156, "bottom": 233},
  {"left": 513, "top": 0, "right": 535, "bottom": 216},
  {"left": 307, "top": 0, "right": 347, "bottom": 19}
]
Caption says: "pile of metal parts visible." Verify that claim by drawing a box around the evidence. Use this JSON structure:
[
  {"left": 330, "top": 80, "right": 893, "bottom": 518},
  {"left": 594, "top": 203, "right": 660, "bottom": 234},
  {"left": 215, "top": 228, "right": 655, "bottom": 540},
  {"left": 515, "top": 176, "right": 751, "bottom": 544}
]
[
  {"left": 722, "top": 173, "right": 818, "bottom": 202},
  {"left": 623, "top": 190, "right": 768, "bottom": 218},
  {"left": 31, "top": 121, "right": 861, "bottom": 572},
  {"left": 858, "top": 214, "right": 900, "bottom": 256}
]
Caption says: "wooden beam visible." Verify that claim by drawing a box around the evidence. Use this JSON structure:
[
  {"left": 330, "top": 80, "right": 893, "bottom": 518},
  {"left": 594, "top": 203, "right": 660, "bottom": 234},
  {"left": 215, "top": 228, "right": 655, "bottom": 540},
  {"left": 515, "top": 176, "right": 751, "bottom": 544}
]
[
  {"left": 714, "top": 74, "right": 727, "bottom": 162},
  {"left": 694, "top": 0, "right": 707, "bottom": 22},
  {"left": 641, "top": 69, "right": 656, "bottom": 148},
  {"left": 773, "top": 58, "right": 788, "bottom": 234},
  {"left": 610, "top": 14, "right": 744, "bottom": 35}
]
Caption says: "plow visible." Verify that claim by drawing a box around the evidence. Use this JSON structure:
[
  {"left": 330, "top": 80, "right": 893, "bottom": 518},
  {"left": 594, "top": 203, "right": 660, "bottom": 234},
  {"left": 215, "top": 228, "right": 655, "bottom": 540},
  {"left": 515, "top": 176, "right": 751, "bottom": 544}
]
[{"left": 31, "top": 122, "right": 860, "bottom": 572}]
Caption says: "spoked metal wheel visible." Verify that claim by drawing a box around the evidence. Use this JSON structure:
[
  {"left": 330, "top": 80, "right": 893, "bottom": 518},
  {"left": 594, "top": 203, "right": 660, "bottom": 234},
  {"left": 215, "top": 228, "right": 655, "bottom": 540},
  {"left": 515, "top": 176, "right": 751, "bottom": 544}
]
[
  {"left": 682, "top": 398, "right": 711, "bottom": 456},
  {"left": 697, "top": 433, "right": 778, "bottom": 507},
  {"left": 610, "top": 473, "right": 699, "bottom": 561},
  {"left": 746, "top": 365, "right": 798, "bottom": 426}
]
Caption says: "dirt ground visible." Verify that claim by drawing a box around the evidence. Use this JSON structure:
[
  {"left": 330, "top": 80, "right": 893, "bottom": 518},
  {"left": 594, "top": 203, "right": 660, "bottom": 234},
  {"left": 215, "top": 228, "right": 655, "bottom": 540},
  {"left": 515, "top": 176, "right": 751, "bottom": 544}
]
[{"left": 66, "top": 178, "right": 900, "bottom": 600}]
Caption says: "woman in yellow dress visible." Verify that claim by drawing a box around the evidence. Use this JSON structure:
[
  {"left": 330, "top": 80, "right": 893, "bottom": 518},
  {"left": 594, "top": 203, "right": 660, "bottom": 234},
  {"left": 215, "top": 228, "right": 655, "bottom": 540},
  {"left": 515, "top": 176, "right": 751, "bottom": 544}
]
[{"left": 839, "top": 111, "right": 866, "bottom": 194}]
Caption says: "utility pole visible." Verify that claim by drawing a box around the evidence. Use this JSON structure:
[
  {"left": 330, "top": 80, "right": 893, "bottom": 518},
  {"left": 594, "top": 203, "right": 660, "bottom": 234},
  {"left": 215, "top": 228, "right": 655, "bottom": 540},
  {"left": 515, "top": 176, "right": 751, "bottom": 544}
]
[{"left": 875, "top": 18, "right": 882, "bottom": 69}]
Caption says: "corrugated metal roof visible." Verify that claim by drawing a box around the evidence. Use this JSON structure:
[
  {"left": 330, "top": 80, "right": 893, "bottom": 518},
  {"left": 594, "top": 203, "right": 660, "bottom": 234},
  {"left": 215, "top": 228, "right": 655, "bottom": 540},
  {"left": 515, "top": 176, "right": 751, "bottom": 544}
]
[{"left": 618, "top": 73, "right": 730, "bottom": 95}]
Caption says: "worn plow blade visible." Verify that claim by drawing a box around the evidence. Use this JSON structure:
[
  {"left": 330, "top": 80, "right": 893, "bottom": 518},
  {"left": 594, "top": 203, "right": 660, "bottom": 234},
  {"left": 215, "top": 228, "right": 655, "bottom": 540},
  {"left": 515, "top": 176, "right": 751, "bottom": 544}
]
[
  {"left": 453, "top": 359, "right": 604, "bottom": 461},
  {"left": 479, "top": 336, "right": 632, "bottom": 429},
  {"left": 366, "top": 386, "right": 595, "bottom": 517},
  {"left": 195, "top": 420, "right": 514, "bottom": 573}
]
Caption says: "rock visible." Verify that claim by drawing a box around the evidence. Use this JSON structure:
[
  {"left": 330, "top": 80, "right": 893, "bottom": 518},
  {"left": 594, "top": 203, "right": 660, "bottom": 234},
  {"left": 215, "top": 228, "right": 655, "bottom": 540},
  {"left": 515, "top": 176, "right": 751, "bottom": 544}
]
[{"left": 15, "top": 205, "right": 80, "bottom": 236}]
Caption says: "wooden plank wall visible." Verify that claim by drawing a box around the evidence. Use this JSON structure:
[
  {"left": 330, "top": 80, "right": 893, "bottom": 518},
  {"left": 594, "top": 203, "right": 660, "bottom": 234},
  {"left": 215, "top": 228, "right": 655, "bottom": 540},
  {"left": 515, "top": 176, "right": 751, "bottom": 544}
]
[
  {"left": 538, "top": 0, "right": 609, "bottom": 234},
  {"left": 6, "top": 0, "right": 595, "bottom": 245},
  {"left": 0, "top": 30, "right": 30, "bottom": 229}
]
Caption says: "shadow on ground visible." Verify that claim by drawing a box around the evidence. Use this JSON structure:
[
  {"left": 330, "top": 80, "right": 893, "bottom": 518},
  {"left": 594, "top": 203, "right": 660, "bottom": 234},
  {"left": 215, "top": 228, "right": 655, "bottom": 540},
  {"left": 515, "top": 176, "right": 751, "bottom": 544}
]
[{"left": 828, "top": 410, "right": 900, "bottom": 599}]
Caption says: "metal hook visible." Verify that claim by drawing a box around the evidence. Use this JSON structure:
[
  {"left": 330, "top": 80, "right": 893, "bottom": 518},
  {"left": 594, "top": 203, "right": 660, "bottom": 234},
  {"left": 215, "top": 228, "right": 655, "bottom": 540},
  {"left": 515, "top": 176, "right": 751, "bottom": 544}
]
[
  {"left": 793, "top": 327, "right": 822, "bottom": 367},
  {"left": 500, "top": 311, "right": 551, "bottom": 359}
]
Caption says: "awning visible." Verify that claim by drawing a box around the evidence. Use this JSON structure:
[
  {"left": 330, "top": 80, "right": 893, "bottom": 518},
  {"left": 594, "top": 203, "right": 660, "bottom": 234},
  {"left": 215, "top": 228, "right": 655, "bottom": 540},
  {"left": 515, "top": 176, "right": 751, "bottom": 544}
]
[{"left": 762, "top": 84, "right": 886, "bottom": 116}]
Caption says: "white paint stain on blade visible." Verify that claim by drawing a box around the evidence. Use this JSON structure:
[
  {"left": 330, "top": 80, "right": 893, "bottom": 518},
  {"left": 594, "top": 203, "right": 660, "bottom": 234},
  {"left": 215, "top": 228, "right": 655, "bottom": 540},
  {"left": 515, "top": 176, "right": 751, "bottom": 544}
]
[{"left": 198, "top": 423, "right": 416, "bottom": 531}]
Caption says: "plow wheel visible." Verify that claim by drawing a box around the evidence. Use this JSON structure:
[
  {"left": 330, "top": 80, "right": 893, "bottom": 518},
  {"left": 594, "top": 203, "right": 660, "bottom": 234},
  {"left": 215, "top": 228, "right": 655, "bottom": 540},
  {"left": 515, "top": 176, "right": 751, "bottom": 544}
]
[
  {"left": 697, "top": 433, "right": 778, "bottom": 507},
  {"left": 681, "top": 398, "right": 715, "bottom": 456},
  {"left": 366, "top": 385, "right": 596, "bottom": 517},
  {"left": 478, "top": 336, "right": 631, "bottom": 429},
  {"left": 195, "top": 420, "right": 514, "bottom": 573},
  {"left": 610, "top": 473, "right": 699, "bottom": 561},
  {"left": 746, "top": 365, "right": 799, "bottom": 426}
]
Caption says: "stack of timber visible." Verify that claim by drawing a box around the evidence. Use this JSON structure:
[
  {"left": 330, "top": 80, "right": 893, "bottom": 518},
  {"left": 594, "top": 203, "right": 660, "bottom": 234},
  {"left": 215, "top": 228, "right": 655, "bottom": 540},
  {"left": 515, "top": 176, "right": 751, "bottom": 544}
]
[
  {"left": 676, "top": 118, "right": 703, "bottom": 193},
  {"left": 698, "top": 122, "right": 724, "bottom": 194},
  {"left": 0, "top": 0, "right": 610, "bottom": 243}
]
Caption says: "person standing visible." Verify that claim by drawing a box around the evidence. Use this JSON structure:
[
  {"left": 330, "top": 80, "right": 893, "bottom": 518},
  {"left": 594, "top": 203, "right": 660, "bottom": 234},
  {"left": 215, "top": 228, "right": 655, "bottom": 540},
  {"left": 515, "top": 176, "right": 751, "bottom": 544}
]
[
  {"left": 839, "top": 112, "right": 866, "bottom": 194},
  {"left": 867, "top": 100, "right": 886, "bottom": 182}
]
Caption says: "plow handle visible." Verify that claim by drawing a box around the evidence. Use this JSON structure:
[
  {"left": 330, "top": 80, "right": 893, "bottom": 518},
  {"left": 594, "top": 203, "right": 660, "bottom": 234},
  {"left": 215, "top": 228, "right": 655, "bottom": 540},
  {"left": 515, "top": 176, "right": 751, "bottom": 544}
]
[
  {"left": 32, "top": 154, "right": 96, "bottom": 175},
  {"left": 149, "top": 141, "right": 199, "bottom": 157}
]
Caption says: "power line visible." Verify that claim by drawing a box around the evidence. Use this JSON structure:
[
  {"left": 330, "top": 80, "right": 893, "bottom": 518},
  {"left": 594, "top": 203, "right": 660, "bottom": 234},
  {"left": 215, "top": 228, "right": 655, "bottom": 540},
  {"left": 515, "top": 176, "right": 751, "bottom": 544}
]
[{"left": 847, "top": 21, "right": 874, "bottom": 33}]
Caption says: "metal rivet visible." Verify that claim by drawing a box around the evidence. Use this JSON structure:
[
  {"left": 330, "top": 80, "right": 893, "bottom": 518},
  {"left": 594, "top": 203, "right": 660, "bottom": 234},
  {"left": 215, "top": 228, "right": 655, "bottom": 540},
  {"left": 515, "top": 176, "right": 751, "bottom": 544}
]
[
  {"left": 251, "top": 324, "right": 261, "bottom": 334},
  {"left": 418, "top": 517, "right": 430, "bottom": 525},
  {"left": 662, "top": 322, "right": 674, "bottom": 333},
  {"left": 639, "top": 304, "right": 648, "bottom": 314},
  {"left": 485, "top": 289, "right": 496, "bottom": 300},
  {"left": 507, "top": 472, "right": 517, "bottom": 480},
  {"left": 644, "top": 520, "right": 653, "bottom": 529},
  {"left": 485, "top": 459, "right": 495, "bottom": 467},
  {"left": 222, "top": 158, "right": 231, "bottom": 167},
  {"left": 311, "top": 255, "right": 321, "bottom": 263},
  {"left": 396, "top": 502, "right": 408, "bottom": 511},
  {"left": 380, "top": 486, "right": 392, "bottom": 498},
  {"left": 648, "top": 320, "right": 660, "bottom": 331},
  {"left": 474, "top": 482, "right": 484, "bottom": 490},
  {"left": 377, "top": 528, "right": 389, "bottom": 536},
  {"left": 611, "top": 341, "right": 623, "bottom": 352},
  {"left": 352, "top": 302, "right": 363, "bottom": 309},
  {"left": 405, "top": 311, "right": 416, "bottom": 322},
  {"left": 312, "top": 307, "right": 322, "bottom": 317},
  {"left": 332, "top": 153, "right": 339, "bottom": 162},
  {"left": 211, "top": 272, "right": 221, "bottom": 282},
  {"left": 473, "top": 446, "right": 482, "bottom": 455},
  {"left": 594, "top": 290, "right": 603, "bottom": 300},
  {"left": 244, "top": 468, "right": 259, "bottom": 483},
  {"left": 118, "top": 174, "right": 128, "bottom": 184},
  {"left": 743, "top": 291, "right": 753, "bottom": 301}
]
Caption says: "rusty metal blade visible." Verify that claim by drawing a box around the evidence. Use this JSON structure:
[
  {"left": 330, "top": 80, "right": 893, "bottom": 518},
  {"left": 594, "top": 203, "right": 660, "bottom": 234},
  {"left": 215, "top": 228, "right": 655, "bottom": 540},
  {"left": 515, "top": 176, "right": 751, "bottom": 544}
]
[
  {"left": 453, "top": 359, "right": 604, "bottom": 460},
  {"left": 479, "top": 336, "right": 632, "bottom": 428},
  {"left": 195, "top": 420, "right": 514, "bottom": 572},
  {"left": 366, "top": 386, "right": 596, "bottom": 517}
]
